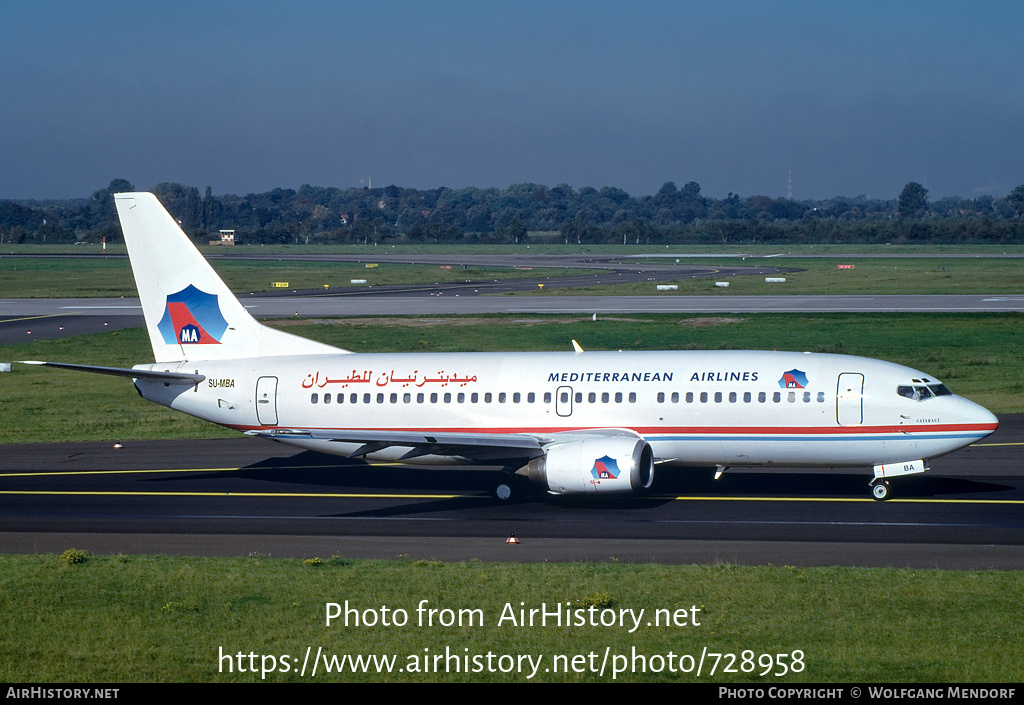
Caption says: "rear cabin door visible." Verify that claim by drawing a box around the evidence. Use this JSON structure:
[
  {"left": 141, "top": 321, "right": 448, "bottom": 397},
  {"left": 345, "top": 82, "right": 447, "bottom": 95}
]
[{"left": 256, "top": 376, "right": 279, "bottom": 426}]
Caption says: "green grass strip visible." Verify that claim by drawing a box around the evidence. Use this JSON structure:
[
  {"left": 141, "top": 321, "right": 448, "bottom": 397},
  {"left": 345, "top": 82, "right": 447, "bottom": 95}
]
[{"left": 0, "top": 553, "right": 1021, "bottom": 683}]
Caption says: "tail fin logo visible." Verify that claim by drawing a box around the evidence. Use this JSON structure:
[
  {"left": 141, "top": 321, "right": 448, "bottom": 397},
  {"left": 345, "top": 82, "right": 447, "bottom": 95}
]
[{"left": 157, "top": 285, "right": 229, "bottom": 345}]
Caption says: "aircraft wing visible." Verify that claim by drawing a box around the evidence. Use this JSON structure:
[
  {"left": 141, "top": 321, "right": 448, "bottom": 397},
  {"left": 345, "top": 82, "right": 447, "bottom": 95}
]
[
  {"left": 247, "top": 428, "right": 546, "bottom": 462},
  {"left": 246, "top": 427, "right": 651, "bottom": 463}
]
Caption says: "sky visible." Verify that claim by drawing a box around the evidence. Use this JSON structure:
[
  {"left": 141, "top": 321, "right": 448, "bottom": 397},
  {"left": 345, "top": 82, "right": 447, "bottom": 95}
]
[{"left": 1, "top": 1, "right": 1022, "bottom": 201}]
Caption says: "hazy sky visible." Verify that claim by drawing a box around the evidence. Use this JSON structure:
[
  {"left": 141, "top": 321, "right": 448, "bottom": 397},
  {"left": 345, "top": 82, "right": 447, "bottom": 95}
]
[{"left": 2, "top": 1, "right": 1022, "bottom": 200}]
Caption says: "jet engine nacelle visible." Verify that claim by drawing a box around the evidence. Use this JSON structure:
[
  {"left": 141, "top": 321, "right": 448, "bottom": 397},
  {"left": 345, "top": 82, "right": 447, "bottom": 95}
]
[{"left": 526, "top": 437, "right": 654, "bottom": 495}]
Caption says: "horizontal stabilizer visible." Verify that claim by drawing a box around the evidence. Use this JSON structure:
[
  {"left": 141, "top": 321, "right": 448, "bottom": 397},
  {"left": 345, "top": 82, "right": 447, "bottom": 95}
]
[{"left": 18, "top": 361, "right": 205, "bottom": 385}]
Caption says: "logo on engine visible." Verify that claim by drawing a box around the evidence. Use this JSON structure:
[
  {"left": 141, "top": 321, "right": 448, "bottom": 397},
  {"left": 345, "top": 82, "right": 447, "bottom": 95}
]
[
  {"left": 779, "top": 369, "right": 809, "bottom": 388},
  {"left": 591, "top": 455, "right": 621, "bottom": 481},
  {"left": 157, "top": 284, "right": 228, "bottom": 345}
]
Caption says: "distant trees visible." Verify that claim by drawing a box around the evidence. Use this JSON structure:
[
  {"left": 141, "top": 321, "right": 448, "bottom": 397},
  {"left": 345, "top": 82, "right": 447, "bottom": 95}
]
[
  {"left": 898, "top": 182, "right": 929, "bottom": 218},
  {"left": 5, "top": 177, "right": 1024, "bottom": 246},
  {"left": 1007, "top": 185, "right": 1024, "bottom": 218}
]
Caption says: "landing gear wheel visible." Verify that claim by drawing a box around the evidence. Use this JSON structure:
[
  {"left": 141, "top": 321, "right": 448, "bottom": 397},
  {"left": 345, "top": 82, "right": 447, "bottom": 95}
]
[
  {"left": 495, "top": 482, "right": 514, "bottom": 502},
  {"left": 871, "top": 480, "right": 891, "bottom": 501}
]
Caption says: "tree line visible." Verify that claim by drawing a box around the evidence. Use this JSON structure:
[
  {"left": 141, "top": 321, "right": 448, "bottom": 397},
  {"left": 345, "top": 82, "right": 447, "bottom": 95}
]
[{"left": 3, "top": 178, "right": 1024, "bottom": 246}]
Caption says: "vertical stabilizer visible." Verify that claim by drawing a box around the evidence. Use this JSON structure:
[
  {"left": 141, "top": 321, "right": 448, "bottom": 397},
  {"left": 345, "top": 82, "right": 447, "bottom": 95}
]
[{"left": 114, "top": 192, "right": 348, "bottom": 362}]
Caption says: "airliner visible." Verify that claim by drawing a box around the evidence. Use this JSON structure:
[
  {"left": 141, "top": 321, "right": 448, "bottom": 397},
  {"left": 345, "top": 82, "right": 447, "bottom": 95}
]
[{"left": 23, "top": 193, "right": 998, "bottom": 501}]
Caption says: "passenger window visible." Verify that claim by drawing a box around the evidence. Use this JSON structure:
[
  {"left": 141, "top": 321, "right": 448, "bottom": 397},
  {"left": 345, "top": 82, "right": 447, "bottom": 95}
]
[
  {"left": 528, "top": 392, "right": 535, "bottom": 403},
  {"left": 657, "top": 392, "right": 665, "bottom": 403},
  {"left": 498, "top": 392, "right": 506, "bottom": 403},
  {"left": 700, "top": 392, "right": 708, "bottom": 403},
  {"left": 350, "top": 393, "right": 357, "bottom": 404},
  {"left": 588, "top": 392, "right": 596, "bottom": 403},
  {"left": 714, "top": 392, "right": 722, "bottom": 403},
  {"left": 404, "top": 393, "right": 411, "bottom": 403},
  {"left": 376, "top": 393, "right": 384, "bottom": 404},
  {"left": 417, "top": 393, "right": 424, "bottom": 403},
  {"left": 513, "top": 392, "right": 521, "bottom": 403},
  {"left": 390, "top": 393, "right": 397, "bottom": 403},
  {"left": 324, "top": 393, "right": 331, "bottom": 404},
  {"left": 575, "top": 392, "right": 582, "bottom": 403},
  {"left": 484, "top": 393, "right": 491, "bottom": 403},
  {"left": 615, "top": 392, "right": 623, "bottom": 403},
  {"left": 471, "top": 393, "right": 478, "bottom": 403},
  {"left": 430, "top": 393, "right": 438, "bottom": 403},
  {"left": 817, "top": 392, "right": 825, "bottom": 403},
  {"left": 803, "top": 392, "right": 811, "bottom": 403},
  {"left": 311, "top": 393, "right": 318, "bottom": 404},
  {"left": 458, "top": 393, "right": 466, "bottom": 403},
  {"left": 743, "top": 392, "right": 751, "bottom": 403},
  {"left": 686, "top": 392, "right": 694, "bottom": 403},
  {"left": 543, "top": 392, "right": 551, "bottom": 403},
  {"left": 444, "top": 393, "right": 451, "bottom": 403},
  {"left": 628, "top": 392, "right": 636, "bottom": 403},
  {"left": 729, "top": 392, "right": 737, "bottom": 403},
  {"left": 602, "top": 392, "right": 609, "bottom": 403},
  {"left": 363, "top": 393, "right": 371, "bottom": 404},
  {"left": 773, "top": 392, "right": 781, "bottom": 403},
  {"left": 671, "top": 392, "right": 679, "bottom": 403},
  {"left": 758, "top": 392, "right": 766, "bottom": 403}
]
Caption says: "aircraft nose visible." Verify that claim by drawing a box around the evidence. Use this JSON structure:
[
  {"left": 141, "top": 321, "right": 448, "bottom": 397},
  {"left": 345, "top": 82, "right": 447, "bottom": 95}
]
[{"left": 957, "top": 397, "right": 998, "bottom": 436}]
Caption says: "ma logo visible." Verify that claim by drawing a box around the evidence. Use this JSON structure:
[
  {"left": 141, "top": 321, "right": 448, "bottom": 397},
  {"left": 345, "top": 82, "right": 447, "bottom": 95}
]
[
  {"left": 157, "top": 285, "right": 228, "bottom": 345},
  {"left": 779, "top": 369, "right": 809, "bottom": 389},
  {"left": 179, "top": 324, "right": 201, "bottom": 344},
  {"left": 591, "top": 455, "right": 621, "bottom": 481}
]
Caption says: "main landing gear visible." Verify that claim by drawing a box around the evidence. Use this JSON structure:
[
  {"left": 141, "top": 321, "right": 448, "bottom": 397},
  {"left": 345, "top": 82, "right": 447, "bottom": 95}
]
[
  {"left": 493, "top": 469, "right": 527, "bottom": 502},
  {"left": 494, "top": 479, "right": 515, "bottom": 501}
]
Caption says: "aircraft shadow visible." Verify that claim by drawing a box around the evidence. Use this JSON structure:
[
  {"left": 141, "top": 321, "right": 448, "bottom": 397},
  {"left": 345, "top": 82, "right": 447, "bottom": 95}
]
[{"left": 142, "top": 451, "right": 1018, "bottom": 517}]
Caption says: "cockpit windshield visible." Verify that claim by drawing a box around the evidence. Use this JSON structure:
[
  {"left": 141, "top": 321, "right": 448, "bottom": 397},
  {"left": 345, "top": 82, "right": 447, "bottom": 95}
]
[{"left": 897, "top": 384, "right": 952, "bottom": 401}]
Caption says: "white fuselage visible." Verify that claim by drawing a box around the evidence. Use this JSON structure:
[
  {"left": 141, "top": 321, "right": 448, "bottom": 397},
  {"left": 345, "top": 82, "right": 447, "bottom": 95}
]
[{"left": 136, "top": 349, "right": 998, "bottom": 469}]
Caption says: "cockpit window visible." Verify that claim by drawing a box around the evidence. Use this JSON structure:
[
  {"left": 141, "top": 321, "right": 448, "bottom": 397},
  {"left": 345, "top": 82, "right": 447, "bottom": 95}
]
[{"left": 897, "top": 384, "right": 952, "bottom": 401}]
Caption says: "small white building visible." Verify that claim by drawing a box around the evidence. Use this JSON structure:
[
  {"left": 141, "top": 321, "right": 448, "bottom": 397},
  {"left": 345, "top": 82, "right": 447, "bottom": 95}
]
[{"left": 210, "top": 229, "right": 236, "bottom": 246}]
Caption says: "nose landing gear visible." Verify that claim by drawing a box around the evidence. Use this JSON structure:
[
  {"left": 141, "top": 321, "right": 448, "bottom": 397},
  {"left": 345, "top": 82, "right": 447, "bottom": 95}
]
[{"left": 870, "top": 479, "right": 891, "bottom": 501}]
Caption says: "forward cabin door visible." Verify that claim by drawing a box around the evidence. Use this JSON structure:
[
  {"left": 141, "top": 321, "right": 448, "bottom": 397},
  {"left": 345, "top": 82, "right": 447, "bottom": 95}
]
[
  {"left": 836, "top": 373, "right": 864, "bottom": 426},
  {"left": 256, "top": 376, "right": 279, "bottom": 426}
]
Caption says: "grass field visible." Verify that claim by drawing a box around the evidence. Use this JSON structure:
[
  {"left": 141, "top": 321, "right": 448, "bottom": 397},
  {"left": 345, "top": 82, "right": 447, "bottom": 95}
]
[
  {"left": 8, "top": 242, "right": 1024, "bottom": 255},
  {"left": 3, "top": 244, "right": 1023, "bottom": 296},
  {"left": 0, "top": 256, "right": 561, "bottom": 298},
  {"left": 1, "top": 553, "right": 1021, "bottom": 683},
  {"left": 516, "top": 256, "right": 1024, "bottom": 296}
]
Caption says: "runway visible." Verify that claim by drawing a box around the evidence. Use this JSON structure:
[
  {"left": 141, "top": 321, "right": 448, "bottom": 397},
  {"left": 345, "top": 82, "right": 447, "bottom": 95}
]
[{"left": 1, "top": 415, "right": 1022, "bottom": 568}]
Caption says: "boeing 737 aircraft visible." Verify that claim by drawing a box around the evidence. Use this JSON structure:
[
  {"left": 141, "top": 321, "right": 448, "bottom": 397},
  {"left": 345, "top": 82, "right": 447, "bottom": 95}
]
[{"left": 23, "top": 193, "right": 998, "bottom": 501}]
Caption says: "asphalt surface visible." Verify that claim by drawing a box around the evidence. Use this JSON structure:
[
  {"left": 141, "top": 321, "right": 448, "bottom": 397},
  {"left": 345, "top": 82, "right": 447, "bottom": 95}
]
[{"left": 1, "top": 414, "right": 1021, "bottom": 568}]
